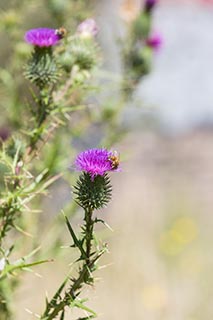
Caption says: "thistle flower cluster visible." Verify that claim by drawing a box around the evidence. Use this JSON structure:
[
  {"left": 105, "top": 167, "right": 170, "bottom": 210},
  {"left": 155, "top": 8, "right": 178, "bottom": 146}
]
[
  {"left": 123, "top": 0, "right": 162, "bottom": 91},
  {"left": 24, "top": 22, "right": 99, "bottom": 88}
]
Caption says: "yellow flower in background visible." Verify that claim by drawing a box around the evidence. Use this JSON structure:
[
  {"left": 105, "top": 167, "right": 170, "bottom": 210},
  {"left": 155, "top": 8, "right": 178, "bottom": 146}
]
[
  {"left": 142, "top": 284, "right": 168, "bottom": 309},
  {"left": 159, "top": 217, "right": 198, "bottom": 256}
]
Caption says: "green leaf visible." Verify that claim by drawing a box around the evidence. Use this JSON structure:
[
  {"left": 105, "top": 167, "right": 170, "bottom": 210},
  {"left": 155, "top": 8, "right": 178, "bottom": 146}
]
[
  {"left": 0, "top": 246, "right": 53, "bottom": 280},
  {"left": 64, "top": 214, "right": 87, "bottom": 259},
  {"left": 77, "top": 316, "right": 96, "bottom": 320},
  {"left": 94, "top": 218, "right": 113, "bottom": 231},
  {"left": 0, "top": 258, "right": 52, "bottom": 280},
  {"left": 12, "top": 142, "right": 21, "bottom": 174},
  {"left": 59, "top": 310, "right": 65, "bottom": 320},
  {"left": 70, "top": 299, "right": 97, "bottom": 317},
  {"left": 47, "top": 275, "right": 69, "bottom": 308}
]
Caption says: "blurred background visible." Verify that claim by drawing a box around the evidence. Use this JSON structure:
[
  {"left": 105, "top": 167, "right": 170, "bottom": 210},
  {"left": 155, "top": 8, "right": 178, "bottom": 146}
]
[{"left": 1, "top": 0, "right": 213, "bottom": 319}]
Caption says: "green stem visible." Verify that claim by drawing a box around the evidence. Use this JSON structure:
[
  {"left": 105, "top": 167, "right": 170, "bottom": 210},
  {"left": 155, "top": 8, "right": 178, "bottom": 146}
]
[
  {"left": 0, "top": 197, "right": 19, "bottom": 245},
  {"left": 41, "top": 208, "right": 97, "bottom": 319},
  {"left": 28, "top": 90, "right": 51, "bottom": 155},
  {"left": 37, "top": 100, "right": 47, "bottom": 128},
  {"left": 85, "top": 208, "right": 94, "bottom": 266},
  {"left": 41, "top": 254, "right": 101, "bottom": 320}
]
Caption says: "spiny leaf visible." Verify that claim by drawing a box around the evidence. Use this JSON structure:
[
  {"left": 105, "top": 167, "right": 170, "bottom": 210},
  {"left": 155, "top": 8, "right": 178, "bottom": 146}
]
[
  {"left": 70, "top": 300, "right": 97, "bottom": 317},
  {"left": 0, "top": 259, "right": 52, "bottom": 280},
  {"left": 77, "top": 315, "right": 96, "bottom": 320},
  {"left": 59, "top": 310, "right": 65, "bottom": 320},
  {"left": 49, "top": 275, "right": 69, "bottom": 306},
  {"left": 64, "top": 214, "right": 87, "bottom": 259}
]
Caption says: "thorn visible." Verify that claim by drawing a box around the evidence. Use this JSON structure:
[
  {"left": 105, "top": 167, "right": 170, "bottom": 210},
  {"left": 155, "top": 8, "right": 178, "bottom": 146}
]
[{"left": 35, "top": 272, "right": 42, "bottom": 278}]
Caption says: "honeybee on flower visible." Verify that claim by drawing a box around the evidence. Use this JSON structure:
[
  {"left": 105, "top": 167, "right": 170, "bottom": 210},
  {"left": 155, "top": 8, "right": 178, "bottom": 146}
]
[
  {"left": 108, "top": 151, "right": 120, "bottom": 170},
  {"left": 55, "top": 27, "right": 67, "bottom": 39}
]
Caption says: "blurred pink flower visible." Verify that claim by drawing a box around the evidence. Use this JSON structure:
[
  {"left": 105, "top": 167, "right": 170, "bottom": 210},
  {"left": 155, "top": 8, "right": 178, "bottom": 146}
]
[
  {"left": 146, "top": 33, "right": 163, "bottom": 51},
  {"left": 77, "top": 19, "right": 99, "bottom": 37}
]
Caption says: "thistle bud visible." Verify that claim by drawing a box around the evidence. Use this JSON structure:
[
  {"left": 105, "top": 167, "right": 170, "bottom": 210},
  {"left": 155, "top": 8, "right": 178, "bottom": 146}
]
[
  {"left": 144, "top": 0, "right": 158, "bottom": 14},
  {"left": 60, "top": 37, "right": 98, "bottom": 72},
  {"left": 77, "top": 19, "right": 98, "bottom": 38},
  {"left": 146, "top": 33, "right": 162, "bottom": 51},
  {"left": 0, "top": 127, "right": 10, "bottom": 142}
]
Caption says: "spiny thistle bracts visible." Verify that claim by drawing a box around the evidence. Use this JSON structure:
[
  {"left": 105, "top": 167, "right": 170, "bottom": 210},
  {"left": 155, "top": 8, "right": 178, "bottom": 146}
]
[
  {"left": 74, "top": 172, "right": 112, "bottom": 210},
  {"left": 60, "top": 36, "right": 99, "bottom": 72},
  {"left": 24, "top": 46, "right": 59, "bottom": 88}
]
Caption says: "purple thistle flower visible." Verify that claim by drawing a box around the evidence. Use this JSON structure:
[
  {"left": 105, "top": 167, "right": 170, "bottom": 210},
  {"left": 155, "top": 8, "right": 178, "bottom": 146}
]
[
  {"left": 77, "top": 19, "right": 99, "bottom": 38},
  {"left": 146, "top": 33, "right": 162, "bottom": 51},
  {"left": 75, "top": 148, "right": 119, "bottom": 180},
  {"left": 144, "top": 0, "right": 158, "bottom": 13},
  {"left": 24, "top": 28, "right": 60, "bottom": 47}
]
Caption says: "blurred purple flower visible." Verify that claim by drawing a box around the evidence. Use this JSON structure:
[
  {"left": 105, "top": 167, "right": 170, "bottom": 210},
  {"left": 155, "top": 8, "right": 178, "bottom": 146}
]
[
  {"left": 75, "top": 148, "right": 119, "bottom": 180},
  {"left": 146, "top": 33, "right": 162, "bottom": 51},
  {"left": 24, "top": 28, "right": 60, "bottom": 47},
  {"left": 77, "top": 19, "right": 98, "bottom": 37},
  {"left": 144, "top": 0, "right": 158, "bottom": 13},
  {"left": 0, "top": 127, "right": 10, "bottom": 142}
]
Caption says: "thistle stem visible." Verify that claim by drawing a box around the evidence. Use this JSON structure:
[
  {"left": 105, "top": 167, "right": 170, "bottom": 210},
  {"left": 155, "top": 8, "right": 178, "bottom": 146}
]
[
  {"left": 27, "top": 90, "right": 51, "bottom": 155},
  {"left": 40, "top": 209, "right": 97, "bottom": 319},
  {"left": 85, "top": 208, "right": 94, "bottom": 266},
  {"left": 40, "top": 252, "right": 103, "bottom": 319}
]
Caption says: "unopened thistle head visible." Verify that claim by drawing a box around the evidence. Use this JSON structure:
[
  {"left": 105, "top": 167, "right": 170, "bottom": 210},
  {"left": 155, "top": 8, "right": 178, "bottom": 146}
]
[
  {"left": 75, "top": 148, "right": 120, "bottom": 180},
  {"left": 77, "top": 19, "right": 99, "bottom": 38},
  {"left": 144, "top": 0, "right": 158, "bottom": 13},
  {"left": 24, "top": 28, "right": 61, "bottom": 47},
  {"left": 0, "top": 127, "right": 10, "bottom": 142}
]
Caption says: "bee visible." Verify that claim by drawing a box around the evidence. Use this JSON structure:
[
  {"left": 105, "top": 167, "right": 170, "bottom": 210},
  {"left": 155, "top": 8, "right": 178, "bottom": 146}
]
[
  {"left": 55, "top": 27, "right": 67, "bottom": 39},
  {"left": 108, "top": 151, "right": 120, "bottom": 170}
]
